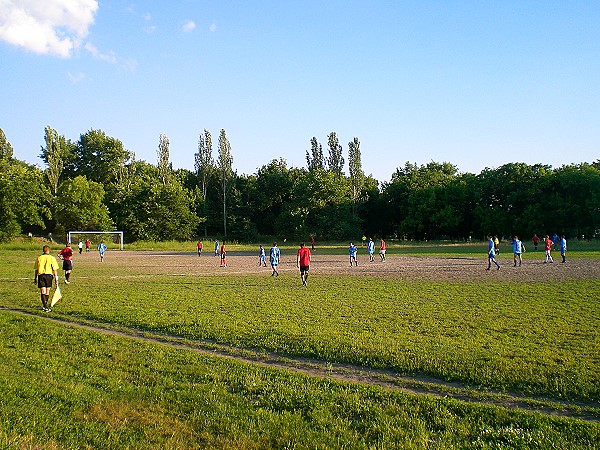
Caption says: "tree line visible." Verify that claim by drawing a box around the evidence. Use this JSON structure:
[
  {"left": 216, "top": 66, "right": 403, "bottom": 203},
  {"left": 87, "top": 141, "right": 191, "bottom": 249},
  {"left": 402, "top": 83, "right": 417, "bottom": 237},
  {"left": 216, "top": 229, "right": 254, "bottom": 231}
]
[{"left": 1, "top": 126, "right": 599, "bottom": 243}]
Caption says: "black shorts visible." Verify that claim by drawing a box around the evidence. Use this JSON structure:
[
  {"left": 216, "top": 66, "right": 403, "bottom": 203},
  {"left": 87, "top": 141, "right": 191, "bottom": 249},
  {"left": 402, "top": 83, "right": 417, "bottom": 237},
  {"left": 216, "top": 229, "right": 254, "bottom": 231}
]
[
  {"left": 300, "top": 265, "right": 309, "bottom": 274},
  {"left": 62, "top": 260, "right": 73, "bottom": 271},
  {"left": 37, "top": 274, "right": 54, "bottom": 288}
]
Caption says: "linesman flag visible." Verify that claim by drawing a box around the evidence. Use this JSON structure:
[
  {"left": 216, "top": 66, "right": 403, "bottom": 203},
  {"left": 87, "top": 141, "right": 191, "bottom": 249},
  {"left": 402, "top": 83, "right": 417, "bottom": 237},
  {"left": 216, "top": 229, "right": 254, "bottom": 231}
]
[{"left": 51, "top": 285, "right": 62, "bottom": 307}]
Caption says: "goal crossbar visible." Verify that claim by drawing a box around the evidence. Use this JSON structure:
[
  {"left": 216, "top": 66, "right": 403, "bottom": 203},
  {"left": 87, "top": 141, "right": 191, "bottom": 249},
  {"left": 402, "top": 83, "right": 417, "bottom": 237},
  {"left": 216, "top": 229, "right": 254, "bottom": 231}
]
[{"left": 67, "top": 231, "right": 124, "bottom": 250}]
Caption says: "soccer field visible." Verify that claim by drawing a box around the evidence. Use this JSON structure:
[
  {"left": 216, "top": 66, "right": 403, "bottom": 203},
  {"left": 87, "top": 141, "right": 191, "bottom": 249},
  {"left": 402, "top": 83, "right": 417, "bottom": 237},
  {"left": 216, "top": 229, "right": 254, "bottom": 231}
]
[{"left": 1, "top": 244, "right": 599, "bottom": 448}]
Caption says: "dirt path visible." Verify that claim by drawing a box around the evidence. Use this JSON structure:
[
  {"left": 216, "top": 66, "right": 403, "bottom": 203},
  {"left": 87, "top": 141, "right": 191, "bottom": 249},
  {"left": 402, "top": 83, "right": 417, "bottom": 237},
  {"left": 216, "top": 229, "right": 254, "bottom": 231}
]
[
  {"left": 99, "top": 250, "right": 600, "bottom": 282},
  {"left": 3, "top": 306, "right": 598, "bottom": 423}
]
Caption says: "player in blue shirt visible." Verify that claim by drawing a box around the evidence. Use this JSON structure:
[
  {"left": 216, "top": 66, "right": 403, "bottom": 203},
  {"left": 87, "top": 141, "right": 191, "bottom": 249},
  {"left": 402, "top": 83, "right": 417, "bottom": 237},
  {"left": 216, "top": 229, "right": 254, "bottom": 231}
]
[
  {"left": 349, "top": 242, "right": 358, "bottom": 266},
  {"left": 512, "top": 235, "right": 525, "bottom": 267},
  {"left": 258, "top": 245, "right": 266, "bottom": 267},
  {"left": 560, "top": 235, "right": 567, "bottom": 263},
  {"left": 97, "top": 241, "right": 107, "bottom": 262},
  {"left": 269, "top": 242, "right": 281, "bottom": 276},
  {"left": 486, "top": 235, "right": 501, "bottom": 270},
  {"left": 367, "top": 238, "right": 375, "bottom": 262}
]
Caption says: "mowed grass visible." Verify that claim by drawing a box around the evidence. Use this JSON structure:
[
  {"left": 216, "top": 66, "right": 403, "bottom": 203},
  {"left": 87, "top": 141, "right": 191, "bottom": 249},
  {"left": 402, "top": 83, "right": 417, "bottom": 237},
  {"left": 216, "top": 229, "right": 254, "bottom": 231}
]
[
  {"left": 1, "top": 313, "right": 599, "bottom": 449},
  {"left": 1, "top": 243, "right": 599, "bottom": 448}
]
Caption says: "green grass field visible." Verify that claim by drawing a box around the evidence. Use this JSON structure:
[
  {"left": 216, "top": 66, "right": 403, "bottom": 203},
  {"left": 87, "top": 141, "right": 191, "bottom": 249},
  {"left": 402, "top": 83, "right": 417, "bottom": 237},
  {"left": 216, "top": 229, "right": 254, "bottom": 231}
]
[{"left": 1, "top": 240, "right": 599, "bottom": 449}]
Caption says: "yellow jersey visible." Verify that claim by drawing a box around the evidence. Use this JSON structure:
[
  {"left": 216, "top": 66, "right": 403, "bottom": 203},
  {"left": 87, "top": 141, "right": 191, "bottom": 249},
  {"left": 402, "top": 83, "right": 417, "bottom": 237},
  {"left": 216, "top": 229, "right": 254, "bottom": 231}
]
[{"left": 34, "top": 254, "right": 59, "bottom": 275}]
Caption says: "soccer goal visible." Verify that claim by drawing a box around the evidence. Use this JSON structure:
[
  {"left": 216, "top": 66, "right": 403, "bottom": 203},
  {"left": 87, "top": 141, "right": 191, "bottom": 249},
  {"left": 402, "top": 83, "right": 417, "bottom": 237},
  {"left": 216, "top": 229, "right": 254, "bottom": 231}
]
[{"left": 67, "top": 231, "right": 124, "bottom": 250}]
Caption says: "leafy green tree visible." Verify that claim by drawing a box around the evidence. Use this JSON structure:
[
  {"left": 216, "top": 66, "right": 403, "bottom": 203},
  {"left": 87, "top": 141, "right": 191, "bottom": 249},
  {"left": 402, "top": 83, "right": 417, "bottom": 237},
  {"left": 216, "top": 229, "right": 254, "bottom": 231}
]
[
  {"left": 306, "top": 137, "right": 324, "bottom": 171},
  {"left": 39, "top": 126, "right": 75, "bottom": 196},
  {"left": 195, "top": 129, "right": 214, "bottom": 200},
  {"left": 547, "top": 164, "right": 600, "bottom": 238},
  {"left": 194, "top": 129, "right": 215, "bottom": 236},
  {"left": 249, "top": 159, "right": 295, "bottom": 235},
  {"left": 157, "top": 133, "right": 171, "bottom": 185},
  {"left": 277, "top": 169, "right": 355, "bottom": 240},
  {"left": 217, "top": 129, "right": 234, "bottom": 236},
  {"left": 347, "top": 137, "right": 364, "bottom": 216},
  {"left": 67, "top": 129, "right": 131, "bottom": 185},
  {"left": 473, "top": 163, "right": 551, "bottom": 239},
  {"left": 0, "top": 159, "right": 50, "bottom": 240},
  {"left": 55, "top": 176, "right": 114, "bottom": 233},
  {"left": 0, "top": 128, "right": 14, "bottom": 160},
  {"left": 327, "top": 131, "right": 344, "bottom": 177}
]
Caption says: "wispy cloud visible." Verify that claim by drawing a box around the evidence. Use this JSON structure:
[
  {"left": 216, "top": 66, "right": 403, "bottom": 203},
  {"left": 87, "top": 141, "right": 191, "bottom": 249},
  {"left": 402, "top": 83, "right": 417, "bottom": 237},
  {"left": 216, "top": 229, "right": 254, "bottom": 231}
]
[
  {"left": 84, "top": 42, "right": 117, "bottom": 64},
  {"left": 209, "top": 22, "right": 217, "bottom": 32},
  {"left": 0, "top": 0, "right": 99, "bottom": 58},
  {"left": 182, "top": 20, "right": 196, "bottom": 33},
  {"left": 67, "top": 71, "right": 86, "bottom": 83}
]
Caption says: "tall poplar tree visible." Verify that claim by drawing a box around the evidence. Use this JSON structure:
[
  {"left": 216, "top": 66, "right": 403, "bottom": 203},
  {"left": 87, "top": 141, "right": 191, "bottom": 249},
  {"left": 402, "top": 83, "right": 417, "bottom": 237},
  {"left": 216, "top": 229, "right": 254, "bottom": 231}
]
[
  {"left": 157, "top": 133, "right": 171, "bottom": 185},
  {"left": 194, "top": 129, "right": 214, "bottom": 201},
  {"left": 194, "top": 129, "right": 214, "bottom": 237},
  {"left": 39, "top": 126, "right": 73, "bottom": 197},
  {"left": 327, "top": 131, "right": 344, "bottom": 177},
  {"left": 306, "top": 137, "right": 324, "bottom": 171},
  {"left": 0, "top": 128, "right": 14, "bottom": 160},
  {"left": 217, "top": 129, "right": 233, "bottom": 236},
  {"left": 348, "top": 137, "right": 365, "bottom": 215}
]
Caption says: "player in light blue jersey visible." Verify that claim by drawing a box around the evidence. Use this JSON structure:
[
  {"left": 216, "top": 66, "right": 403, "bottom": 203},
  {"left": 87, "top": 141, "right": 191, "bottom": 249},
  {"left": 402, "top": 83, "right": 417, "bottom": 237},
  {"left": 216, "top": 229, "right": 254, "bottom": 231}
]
[
  {"left": 349, "top": 242, "right": 358, "bottom": 266},
  {"left": 560, "top": 235, "right": 567, "bottom": 263},
  {"left": 512, "top": 236, "right": 525, "bottom": 267},
  {"left": 269, "top": 242, "right": 281, "bottom": 276},
  {"left": 367, "top": 238, "right": 375, "bottom": 262},
  {"left": 486, "top": 235, "right": 500, "bottom": 270},
  {"left": 97, "top": 241, "right": 107, "bottom": 262}
]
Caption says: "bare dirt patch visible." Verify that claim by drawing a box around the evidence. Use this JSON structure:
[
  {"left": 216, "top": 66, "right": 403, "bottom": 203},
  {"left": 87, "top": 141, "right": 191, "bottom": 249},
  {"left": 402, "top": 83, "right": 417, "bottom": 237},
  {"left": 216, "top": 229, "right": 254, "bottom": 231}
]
[{"left": 106, "top": 250, "right": 600, "bottom": 282}]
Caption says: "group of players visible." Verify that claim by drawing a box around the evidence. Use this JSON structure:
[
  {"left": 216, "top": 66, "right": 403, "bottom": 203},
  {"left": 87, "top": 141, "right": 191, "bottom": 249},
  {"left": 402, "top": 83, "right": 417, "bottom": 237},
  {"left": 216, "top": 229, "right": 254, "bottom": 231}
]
[
  {"left": 33, "top": 241, "right": 107, "bottom": 312},
  {"left": 486, "top": 234, "right": 568, "bottom": 270}
]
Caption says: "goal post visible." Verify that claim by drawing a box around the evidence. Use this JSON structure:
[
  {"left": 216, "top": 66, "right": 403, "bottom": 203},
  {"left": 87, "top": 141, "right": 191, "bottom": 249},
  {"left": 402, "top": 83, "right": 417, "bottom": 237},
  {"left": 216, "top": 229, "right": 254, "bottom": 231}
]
[{"left": 67, "top": 231, "right": 124, "bottom": 250}]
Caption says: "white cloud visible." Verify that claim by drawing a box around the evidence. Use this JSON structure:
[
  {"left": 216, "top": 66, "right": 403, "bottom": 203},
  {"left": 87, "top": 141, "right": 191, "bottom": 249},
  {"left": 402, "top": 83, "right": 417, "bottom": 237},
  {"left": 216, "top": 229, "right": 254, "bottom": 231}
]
[
  {"left": 142, "top": 12, "right": 151, "bottom": 21},
  {"left": 209, "top": 22, "right": 217, "bottom": 32},
  {"left": 67, "top": 71, "right": 86, "bottom": 83},
  {"left": 0, "top": 0, "right": 98, "bottom": 58},
  {"left": 182, "top": 20, "right": 196, "bottom": 32},
  {"left": 84, "top": 42, "right": 117, "bottom": 63}
]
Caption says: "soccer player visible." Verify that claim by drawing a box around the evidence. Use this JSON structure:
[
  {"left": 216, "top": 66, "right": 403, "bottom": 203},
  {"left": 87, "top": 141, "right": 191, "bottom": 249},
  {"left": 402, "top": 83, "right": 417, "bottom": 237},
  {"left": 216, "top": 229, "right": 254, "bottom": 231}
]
[
  {"left": 560, "top": 235, "right": 567, "bottom": 263},
  {"left": 197, "top": 240, "right": 203, "bottom": 256},
  {"left": 78, "top": 241, "right": 84, "bottom": 254},
  {"left": 512, "top": 236, "right": 525, "bottom": 267},
  {"left": 349, "top": 242, "right": 358, "bottom": 267},
  {"left": 214, "top": 239, "right": 219, "bottom": 256},
  {"left": 269, "top": 242, "right": 281, "bottom": 276},
  {"left": 486, "top": 235, "right": 501, "bottom": 270},
  {"left": 98, "top": 240, "right": 107, "bottom": 262},
  {"left": 220, "top": 241, "right": 227, "bottom": 267},
  {"left": 379, "top": 238, "right": 386, "bottom": 262},
  {"left": 34, "top": 245, "right": 59, "bottom": 312},
  {"left": 493, "top": 236, "right": 500, "bottom": 255},
  {"left": 544, "top": 235, "right": 554, "bottom": 263},
  {"left": 532, "top": 234, "right": 540, "bottom": 251},
  {"left": 85, "top": 238, "right": 91, "bottom": 253},
  {"left": 57, "top": 242, "right": 74, "bottom": 283},
  {"left": 259, "top": 245, "right": 267, "bottom": 267},
  {"left": 367, "top": 237, "right": 375, "bottom": 262},
  {"left": 297, "top": 242, "right": 311, "bottom": 286}
]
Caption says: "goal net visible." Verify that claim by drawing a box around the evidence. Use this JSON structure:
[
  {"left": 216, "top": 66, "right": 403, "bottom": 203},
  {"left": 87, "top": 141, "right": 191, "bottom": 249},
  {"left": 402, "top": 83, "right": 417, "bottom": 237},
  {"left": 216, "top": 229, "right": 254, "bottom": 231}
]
[{"left": 67, "top": 231, "right": 124, "bottom": 250}]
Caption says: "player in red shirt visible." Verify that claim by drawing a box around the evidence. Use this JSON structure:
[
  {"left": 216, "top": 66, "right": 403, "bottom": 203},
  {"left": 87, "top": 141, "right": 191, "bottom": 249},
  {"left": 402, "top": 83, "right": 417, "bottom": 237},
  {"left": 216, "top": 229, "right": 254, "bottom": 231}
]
[
  {"left": 57, "top": 243, "right": 74, "bottom": 283},
  {"left": 379, "top": 239, "right": 387, "bottom": 262},
  {"left": 544, "top": 235, "right": 554, "bottom": 263},
  {"left": 197, "top": 240, "right": 203, "bottom": 256},
  {"left": 296, "top": 242, "right": 312, "bottom": 286}
]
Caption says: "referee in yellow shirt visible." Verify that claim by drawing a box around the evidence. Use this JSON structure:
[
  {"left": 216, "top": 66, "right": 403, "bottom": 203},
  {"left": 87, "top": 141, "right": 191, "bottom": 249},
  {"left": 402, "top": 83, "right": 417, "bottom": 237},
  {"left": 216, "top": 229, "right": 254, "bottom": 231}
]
[{"left": 34, "top": 245, "right": 59, "bottom": 312}]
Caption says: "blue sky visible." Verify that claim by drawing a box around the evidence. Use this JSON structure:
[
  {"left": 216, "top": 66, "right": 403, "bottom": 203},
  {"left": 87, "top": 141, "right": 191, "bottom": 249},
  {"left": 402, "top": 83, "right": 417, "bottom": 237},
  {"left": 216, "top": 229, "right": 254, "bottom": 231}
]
[{"left": 1, "top": 1, "right": 599, "bottom": 183}]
